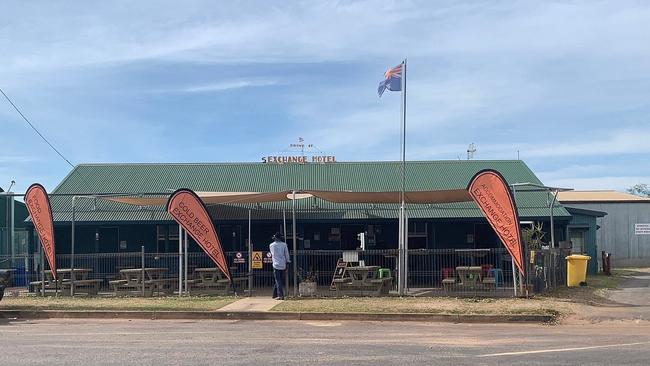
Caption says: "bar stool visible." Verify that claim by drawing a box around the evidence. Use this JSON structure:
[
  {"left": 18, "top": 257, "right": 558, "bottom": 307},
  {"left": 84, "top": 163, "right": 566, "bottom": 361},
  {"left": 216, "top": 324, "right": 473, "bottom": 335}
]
[{"left": 488, "top": 268, "right": 504, "bottom": 287}]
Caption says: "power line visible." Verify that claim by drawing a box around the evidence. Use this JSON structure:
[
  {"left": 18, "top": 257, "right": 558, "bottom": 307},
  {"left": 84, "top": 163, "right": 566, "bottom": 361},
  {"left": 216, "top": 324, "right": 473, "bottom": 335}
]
[{"left": 0, "top": 87, "right": 74, "bottom": 167}]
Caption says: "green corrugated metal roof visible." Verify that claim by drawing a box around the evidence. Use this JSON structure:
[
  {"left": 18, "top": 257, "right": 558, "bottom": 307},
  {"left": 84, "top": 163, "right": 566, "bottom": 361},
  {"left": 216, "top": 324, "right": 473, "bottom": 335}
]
[{"left": 45, "top": 160, "right": 571, "bottom": 223}]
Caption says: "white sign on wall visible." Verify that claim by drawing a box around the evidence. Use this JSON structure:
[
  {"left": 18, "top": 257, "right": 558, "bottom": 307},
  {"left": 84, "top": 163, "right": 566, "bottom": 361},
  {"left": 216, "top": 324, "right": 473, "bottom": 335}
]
[{"left": 635, "top": 224, "right": 650, "bottom": 235}]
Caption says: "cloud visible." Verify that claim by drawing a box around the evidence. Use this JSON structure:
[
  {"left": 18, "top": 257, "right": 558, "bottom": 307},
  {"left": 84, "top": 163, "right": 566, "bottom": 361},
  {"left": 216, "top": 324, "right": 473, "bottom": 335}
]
[{"left": 176, "top": 79, "right": 278, "bottom": 93}]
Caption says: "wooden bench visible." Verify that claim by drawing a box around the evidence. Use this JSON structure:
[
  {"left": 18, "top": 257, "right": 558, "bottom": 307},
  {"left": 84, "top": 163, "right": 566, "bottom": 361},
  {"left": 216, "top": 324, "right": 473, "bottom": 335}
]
[
  {"left": 111, "top": 268, "right": 171, "bottom": 297},
  {"left": 481, "top": 276, "right": 496, "bottom": 288},
  {"left": 333, "top": 266, "right": 391, "bottom": 297},
  {"left": 187, "top": 268, "right": 247, "bottom": 296},
  {"left": 442, "top": 277, "right": 457, "bottom": 292},
  {"left": 60, "top": 279, "right": 103, "bottom": 295}
]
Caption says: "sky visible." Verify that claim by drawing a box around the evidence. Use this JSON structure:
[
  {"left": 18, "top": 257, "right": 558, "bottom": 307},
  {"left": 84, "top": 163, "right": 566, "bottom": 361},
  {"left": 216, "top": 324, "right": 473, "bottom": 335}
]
[{"left": 1, "top": 0, "right": 650, "bottom": 194}]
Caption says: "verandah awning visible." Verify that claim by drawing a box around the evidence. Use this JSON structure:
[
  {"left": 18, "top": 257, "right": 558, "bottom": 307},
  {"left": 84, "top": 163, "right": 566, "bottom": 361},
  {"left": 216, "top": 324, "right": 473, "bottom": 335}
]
[{"left": 103, "top": 188, "right": 473, "bottom": 206}]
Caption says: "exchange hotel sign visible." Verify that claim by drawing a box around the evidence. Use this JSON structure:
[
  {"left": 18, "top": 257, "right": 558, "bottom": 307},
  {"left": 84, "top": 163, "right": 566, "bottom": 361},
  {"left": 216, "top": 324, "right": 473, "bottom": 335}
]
[{"left": 262, "top": 155, "right": 337, "bottom": 164}]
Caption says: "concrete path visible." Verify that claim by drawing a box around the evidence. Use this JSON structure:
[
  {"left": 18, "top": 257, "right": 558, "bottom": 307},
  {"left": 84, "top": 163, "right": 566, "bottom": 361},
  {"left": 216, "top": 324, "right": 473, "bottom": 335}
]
[
  {"left": 574, "top": 268, "right": 650, "bottom": 323},
  {"left": 217, "top": 297, "right": 282, "bottom": 312}
]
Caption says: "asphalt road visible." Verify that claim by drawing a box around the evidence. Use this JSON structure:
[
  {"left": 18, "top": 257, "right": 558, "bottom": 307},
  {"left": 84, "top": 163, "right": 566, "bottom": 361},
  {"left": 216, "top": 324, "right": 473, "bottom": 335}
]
[{"left": 1, "top": 318, "right": 649, "bottom": 365}]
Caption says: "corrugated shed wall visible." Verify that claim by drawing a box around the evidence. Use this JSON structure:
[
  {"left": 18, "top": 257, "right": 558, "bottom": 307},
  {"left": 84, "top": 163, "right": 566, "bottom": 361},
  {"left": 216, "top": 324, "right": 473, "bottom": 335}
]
[{"left": 567, "top": 202, "right": 650, "bottom": 267}]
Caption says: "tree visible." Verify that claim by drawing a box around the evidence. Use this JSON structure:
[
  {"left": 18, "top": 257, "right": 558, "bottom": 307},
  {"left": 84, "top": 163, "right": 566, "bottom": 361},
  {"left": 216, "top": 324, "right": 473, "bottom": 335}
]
[{"left": 627, "top": 183, "right": 650, "bottom": 197}]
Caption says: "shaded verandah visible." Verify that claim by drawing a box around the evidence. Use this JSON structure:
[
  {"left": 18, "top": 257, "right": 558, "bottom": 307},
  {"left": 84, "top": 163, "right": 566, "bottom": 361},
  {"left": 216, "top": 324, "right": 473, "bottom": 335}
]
[{"left": 99, "top": 188, "right": 526, "bottom": 297}]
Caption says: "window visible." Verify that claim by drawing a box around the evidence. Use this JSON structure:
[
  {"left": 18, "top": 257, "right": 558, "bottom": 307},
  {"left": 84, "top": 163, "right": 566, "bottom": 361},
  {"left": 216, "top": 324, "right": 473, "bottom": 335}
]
[
  {"left": 408, "top": 222, "right": 428, "bottom": 249},
  {"left": 157, "top": 225, "right": 179, "bottom": 253},
  {"left": 408, "top": 222, "right": 428, "bottom": 237}
]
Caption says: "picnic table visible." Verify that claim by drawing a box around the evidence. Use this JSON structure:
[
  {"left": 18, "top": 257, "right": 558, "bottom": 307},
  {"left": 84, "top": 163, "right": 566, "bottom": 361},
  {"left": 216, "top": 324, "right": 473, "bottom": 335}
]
[
  {"left": 30, "top": 268, "right": 102, "bottom": 295},
  {"left": 442, "top": 265, "right": 498, "bottom": 292},
  {"left": 332, "top": 265, "right": 392, "bottom": 297},
  {"left": 186, "top": 268, "right": 247, "bottom": 295},
  {"left": 109, "top": 268, "right": 176, "bottom": 296}
]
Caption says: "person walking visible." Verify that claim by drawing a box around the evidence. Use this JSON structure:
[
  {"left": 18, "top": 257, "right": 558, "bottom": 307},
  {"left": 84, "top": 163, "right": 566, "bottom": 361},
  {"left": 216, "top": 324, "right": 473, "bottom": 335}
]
[{"left": 269, "top": 232, "right": 290, "bottom": 300}]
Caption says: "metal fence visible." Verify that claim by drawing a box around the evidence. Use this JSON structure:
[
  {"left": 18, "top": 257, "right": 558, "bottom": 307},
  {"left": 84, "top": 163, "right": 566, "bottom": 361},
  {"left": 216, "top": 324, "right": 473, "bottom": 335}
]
[{"left": 0, "top": 247, "right": 569, "bottom": 297}]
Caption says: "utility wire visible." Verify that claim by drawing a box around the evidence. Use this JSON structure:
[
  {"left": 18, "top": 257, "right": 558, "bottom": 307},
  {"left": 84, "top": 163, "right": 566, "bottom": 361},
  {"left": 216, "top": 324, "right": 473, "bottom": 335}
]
[{"left": 0, "top": 87, "right": 74, "bottom": 167}]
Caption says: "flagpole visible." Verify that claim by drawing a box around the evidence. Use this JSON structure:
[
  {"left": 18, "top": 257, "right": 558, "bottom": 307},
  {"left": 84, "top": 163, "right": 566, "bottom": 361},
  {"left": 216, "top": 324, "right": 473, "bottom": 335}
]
[
  {"left": 398, "top": 58, "right": 407, "bottom": 296},
  {"left": 402, "top": 58, "right": 409, "bottom": 294}
]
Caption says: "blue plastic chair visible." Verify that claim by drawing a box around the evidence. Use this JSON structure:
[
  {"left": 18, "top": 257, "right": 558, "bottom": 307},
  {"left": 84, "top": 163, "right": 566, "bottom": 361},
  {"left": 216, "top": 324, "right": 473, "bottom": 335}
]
[{"left": 488, "top": 268, "right": 504, "bottom": 288}]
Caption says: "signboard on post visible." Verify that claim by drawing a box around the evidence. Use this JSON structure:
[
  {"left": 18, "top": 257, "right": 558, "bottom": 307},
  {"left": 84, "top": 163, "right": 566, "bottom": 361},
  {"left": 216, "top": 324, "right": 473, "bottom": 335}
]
[
  {"left": 252, "top": 251, "right": 263, "bottom": 269},
  {"left": 233, "top": 252, "right": 246, "bottom": 264},
  {"left": 635, "top": 224, "right": 650, "bottom": 235},
  {"left": 263, "top": 251, "right": 273, "bottom": 264},
  {"left": 329, "top": 259, "right": 350, "bottom": 290}
]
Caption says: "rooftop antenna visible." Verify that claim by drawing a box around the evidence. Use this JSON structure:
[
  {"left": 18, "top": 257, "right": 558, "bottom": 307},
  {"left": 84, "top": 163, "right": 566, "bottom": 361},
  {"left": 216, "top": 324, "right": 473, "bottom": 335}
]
[{"left": 467, "top": 143, "right": 476, "bottom": 160}]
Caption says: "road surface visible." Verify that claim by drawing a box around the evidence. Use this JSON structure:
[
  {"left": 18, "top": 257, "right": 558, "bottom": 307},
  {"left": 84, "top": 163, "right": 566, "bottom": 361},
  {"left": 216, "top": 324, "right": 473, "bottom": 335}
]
[{"left": 1, "top": 318, "right": 649, "bottom": 365}]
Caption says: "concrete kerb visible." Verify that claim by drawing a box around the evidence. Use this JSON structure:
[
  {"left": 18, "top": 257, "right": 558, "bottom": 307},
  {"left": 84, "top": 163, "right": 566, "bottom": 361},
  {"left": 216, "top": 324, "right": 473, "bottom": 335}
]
[{"left": 0, "top": 310, "right": 555, "bottom": 323}]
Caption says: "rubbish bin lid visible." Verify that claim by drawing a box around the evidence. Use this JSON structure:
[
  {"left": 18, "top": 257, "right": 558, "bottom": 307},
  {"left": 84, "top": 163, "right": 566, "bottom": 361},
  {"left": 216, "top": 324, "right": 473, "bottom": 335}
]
[{"left": 565, "top": 255, "right": 591, "bottom": 260}]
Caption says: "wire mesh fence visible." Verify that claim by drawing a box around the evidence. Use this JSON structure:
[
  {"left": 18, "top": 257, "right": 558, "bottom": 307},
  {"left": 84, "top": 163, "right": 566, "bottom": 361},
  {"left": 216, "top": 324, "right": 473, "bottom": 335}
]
[{"left": 0, "top": 247, "right": 570, "bottom": 297}]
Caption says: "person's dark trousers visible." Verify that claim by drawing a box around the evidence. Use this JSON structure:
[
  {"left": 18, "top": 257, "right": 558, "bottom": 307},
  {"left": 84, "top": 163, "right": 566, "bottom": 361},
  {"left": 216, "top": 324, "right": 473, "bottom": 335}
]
[{"left": 273, "top": 268, "right": 286, "bottom": 299}]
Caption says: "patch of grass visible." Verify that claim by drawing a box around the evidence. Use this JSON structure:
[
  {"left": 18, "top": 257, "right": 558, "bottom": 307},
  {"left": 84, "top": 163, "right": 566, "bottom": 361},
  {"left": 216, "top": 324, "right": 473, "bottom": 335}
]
[
  {"left": 0, "top": 296, "right": 237, "bottom": 311},
  {"left": 271, "top": 296, "right": 566, "bottom": 317},
  {"left": 541, "top": 272, "right": 625, "bottom": 305}
]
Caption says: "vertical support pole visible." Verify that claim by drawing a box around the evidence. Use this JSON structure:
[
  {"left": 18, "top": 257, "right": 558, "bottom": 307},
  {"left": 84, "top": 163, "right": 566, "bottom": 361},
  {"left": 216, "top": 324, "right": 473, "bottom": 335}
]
[
  {"left": 38, "top": 233, "right": 44, "bottom": 297},
  {"left": 248, "top": 209, "right": 252, "bottom": 297},
  {"left": 283, "top": 209, "right": 288, "bottom": 293},
  {"left": 184, "top": 230, "right": 188, "bottom": 295},
  {"left": 292, "top": 191, "right": 298, "bottom": 298},
  {"left": 549, "top": 189, "right": 558, "bottom": 248},
  {"left": 70, "top": 197, "right": 76, "bottom": 297},
  {"left": 512, "top": 259, "right": 518, "bottom": 297},
  {"left": 4, "top": 192, "right": 9, "bottom": 265},
  {"left": 404, "top": 212, "right": 409, "bottom": 293},
  {"left": 10, "top": 192, "right": 15, "bottom": 265},
  {"left": 141, "top": 245, "right": 145, "bottom": 297},
  {"left": 398, "top": 207, "right": 404, "bottom": 295},
  {"left": 178, "top": 225, "right": 182, "bottom": 297}
]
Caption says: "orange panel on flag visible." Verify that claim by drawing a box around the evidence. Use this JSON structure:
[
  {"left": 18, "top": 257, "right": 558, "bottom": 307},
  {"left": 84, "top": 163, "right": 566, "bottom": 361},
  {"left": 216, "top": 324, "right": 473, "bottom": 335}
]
[
  {"left": 25, "top": 183, "right": 57, "bottom": 279},
  {"left": 166, "top": 189, "right": 231, "bottom": 280},
  {"left": 467, "top": 170, "right": 525, "bottom": 275}
]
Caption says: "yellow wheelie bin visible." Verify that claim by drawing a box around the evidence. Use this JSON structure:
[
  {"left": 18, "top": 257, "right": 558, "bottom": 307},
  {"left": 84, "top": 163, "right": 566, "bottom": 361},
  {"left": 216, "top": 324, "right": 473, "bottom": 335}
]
[{"left": 566, "top": 255, "right": 591, "bottom": 287}]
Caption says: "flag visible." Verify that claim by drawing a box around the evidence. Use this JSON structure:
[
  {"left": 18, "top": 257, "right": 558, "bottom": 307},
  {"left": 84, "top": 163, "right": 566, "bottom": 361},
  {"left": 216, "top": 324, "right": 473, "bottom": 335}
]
[
  {"left": 166, "top": 189, "right": 231, "bottom": 281},
  {"left": 378, "top": 63, "right": 403, "bottom": 97},
  {"left": 25, "top": 184, "right": 57, "bottom": 279},
  {"left": 467, "top": 170, "right": 525, "bottom": 275}
]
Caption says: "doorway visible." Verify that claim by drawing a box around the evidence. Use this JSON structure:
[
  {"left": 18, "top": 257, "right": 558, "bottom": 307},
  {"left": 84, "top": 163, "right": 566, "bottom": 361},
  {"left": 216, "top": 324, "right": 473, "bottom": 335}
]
[
  {"left": 569, "top": 228, "right": 587, "bottom": 254},
  {"left": 96, "top": 227, "right": 119, "bottom": 253}
]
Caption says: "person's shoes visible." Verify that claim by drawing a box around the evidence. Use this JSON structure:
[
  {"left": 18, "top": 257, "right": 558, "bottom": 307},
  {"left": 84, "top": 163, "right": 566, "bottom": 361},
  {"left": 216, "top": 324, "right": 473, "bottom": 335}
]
[
  {"left": 278, "top": 296, "right": 285, "bottom": 300},
  {"left": 272, "top": 297, "right": 280, "bottom": 300}
]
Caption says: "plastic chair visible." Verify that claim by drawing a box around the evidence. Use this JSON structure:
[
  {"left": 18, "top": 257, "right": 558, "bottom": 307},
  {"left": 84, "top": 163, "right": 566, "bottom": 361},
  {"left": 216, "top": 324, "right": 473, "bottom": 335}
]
[
  {"left": 480, "top": 264, "right": 493, "bottom": 278},
  {"left": 378, "top": 268, "right": 391, "bottom": 279},
  {"left": 488, "top": 268, "right": 504, "bottom": 287}
]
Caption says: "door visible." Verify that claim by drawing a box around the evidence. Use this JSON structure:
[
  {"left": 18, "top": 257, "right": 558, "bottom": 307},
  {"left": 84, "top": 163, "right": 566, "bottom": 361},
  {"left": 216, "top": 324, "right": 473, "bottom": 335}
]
[
  {"left": 569, "top": 229, "right": 586, "bottom": 254},
  {"left": 97, "top": 227, "right": 119, "bottom": 253}
]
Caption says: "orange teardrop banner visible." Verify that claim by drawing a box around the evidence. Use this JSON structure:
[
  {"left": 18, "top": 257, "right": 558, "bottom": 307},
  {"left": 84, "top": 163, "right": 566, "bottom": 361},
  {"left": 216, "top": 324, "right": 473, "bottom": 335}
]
[
  {"left": 166, "top": 189, "right": 231, "bottom": 280},
  {"left": 25, "top": 183, "right": 57, "bottom": 280},
  {"left": 467, "top": 170, "right": 525, "bottom": 275}
]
